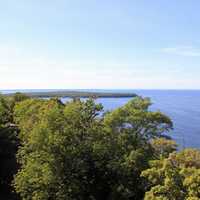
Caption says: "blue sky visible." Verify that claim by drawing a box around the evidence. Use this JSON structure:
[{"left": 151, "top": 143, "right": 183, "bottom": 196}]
[{"left": 0, "top": 0, "right": 200, "bottom": 89}]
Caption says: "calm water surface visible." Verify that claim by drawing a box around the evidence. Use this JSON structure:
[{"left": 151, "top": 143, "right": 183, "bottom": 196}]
[{"left": 2, "top": 89, "right": 200, "bottom": 148}]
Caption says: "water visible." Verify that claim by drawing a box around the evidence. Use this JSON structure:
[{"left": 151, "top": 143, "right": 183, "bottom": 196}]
[{"left": 1, "top": 89, "right": 200, "bottom": 149}]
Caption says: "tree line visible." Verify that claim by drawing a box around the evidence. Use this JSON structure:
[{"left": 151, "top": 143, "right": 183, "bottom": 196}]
[{"left": 0, "top": 93, "right": 200, "bottom": 200}]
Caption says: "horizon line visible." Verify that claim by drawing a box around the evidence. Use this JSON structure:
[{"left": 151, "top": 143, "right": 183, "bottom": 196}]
[{"left": 1, "top": 88, "right": 200, "bottom": 91}]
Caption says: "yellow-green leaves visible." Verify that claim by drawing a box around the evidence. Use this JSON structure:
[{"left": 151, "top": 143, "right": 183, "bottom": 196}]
[
  {"left": 151, "top": 138, "right": 177, "bottom": 158},
  {"left": 142, "top": 149, "right": 200, "bottom": 200}
]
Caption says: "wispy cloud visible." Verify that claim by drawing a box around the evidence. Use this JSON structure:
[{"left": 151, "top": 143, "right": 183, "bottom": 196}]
[{"left": 162, "top": 46, "right": 200, "bottom": 57}]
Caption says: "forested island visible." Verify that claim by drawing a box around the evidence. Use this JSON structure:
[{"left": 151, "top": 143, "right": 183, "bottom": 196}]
[
  {"left": 5, "top": 90, "right": 137, "bottom": 98},
  {"left": 0, "top": 92, "right": 200, "bottom": 200}
]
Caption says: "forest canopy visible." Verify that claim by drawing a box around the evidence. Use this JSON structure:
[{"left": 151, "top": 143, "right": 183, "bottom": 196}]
[{"left": 0, "top": 93, "right": 199, "bottom": 200}]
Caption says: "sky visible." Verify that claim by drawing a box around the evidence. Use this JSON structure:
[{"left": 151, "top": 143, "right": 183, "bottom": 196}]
[{"left": 1, "top": 0, "right": 200, "bottom": 89}]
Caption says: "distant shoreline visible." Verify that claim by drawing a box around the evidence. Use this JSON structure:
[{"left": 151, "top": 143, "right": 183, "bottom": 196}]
[{"left": 4, "top": 91, "right": 137, "bottom": 98}]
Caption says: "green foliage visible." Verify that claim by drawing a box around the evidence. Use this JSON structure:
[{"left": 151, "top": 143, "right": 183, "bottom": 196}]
[
  {"left": 0, "top": 94, "right": 28, "bottom": 198},
  {"left": 0, "top": 95, "right": 13, "bottom": 124},
  {"left": 0, "top": 94, "right": 199, "bottom": 200},
  {"left": 104, "top": 97, "right": 173, "bottom": 141},
  {"left": 151, "top": 138, "right": 177, "bottom": 158},
  {"left": 13, "top": 97, "right": 173, "bottom": 200},
  {"left": 141, "top": 149, "right": 200, "bottom": 200}
]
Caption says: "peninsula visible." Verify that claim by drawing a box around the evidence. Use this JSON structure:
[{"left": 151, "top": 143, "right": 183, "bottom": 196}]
[{"left": 5, "top": 90, "right": 137, "bottom": 98}]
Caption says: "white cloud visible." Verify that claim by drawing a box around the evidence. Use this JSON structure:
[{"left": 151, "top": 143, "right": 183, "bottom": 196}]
[{"left": 162, "top": 46, "right": 200, "bottom": 57}]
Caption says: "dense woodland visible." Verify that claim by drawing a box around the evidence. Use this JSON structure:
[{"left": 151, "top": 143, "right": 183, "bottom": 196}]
[
  {"left": 0, "top": 93, "right": 200, "bottom": 200},
  {"left": 5, "top": 91, "right": 137, "bottom": 98}
]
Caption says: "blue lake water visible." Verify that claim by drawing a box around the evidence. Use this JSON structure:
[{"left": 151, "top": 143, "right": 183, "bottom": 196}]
[{"left": 1, "top": 89, "right": 200, "bottom": 149}]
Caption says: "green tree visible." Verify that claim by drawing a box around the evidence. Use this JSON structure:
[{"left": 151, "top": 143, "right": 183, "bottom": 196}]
[
  {"left": 141, "top": 148, "right": 200, "bottom": 200},
  {"left": 151, "top": 138, "right": 177, "bottom": 158},
  {"left": 14, "top": 97, "right": 173, "bottom": 200},
  {"left": 0, "top": 94, "right": 29, "bottom": 199}
]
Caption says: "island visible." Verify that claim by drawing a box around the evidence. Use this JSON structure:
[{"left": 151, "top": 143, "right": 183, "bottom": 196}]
[{"left": 4, "top": 90, "right": 137, "bottom": 98}]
